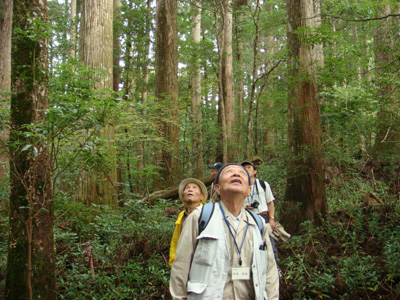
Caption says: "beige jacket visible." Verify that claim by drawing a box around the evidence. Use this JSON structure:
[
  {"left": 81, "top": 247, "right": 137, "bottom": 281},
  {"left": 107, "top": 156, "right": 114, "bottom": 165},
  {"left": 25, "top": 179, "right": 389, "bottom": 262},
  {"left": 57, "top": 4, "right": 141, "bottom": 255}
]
[
  {"left": 169, "top": 202, "right": 279, "bottom": 300},
  {"left": 270, "top": 222, "right": 291, "bottom": 243}
]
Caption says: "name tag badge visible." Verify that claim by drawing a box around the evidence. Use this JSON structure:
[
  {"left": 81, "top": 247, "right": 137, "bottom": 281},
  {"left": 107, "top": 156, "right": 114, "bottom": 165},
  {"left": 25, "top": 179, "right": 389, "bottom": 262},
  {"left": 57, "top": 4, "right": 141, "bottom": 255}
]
[{"left": 232, "top": 266, "right": 251, "bottom": 280}]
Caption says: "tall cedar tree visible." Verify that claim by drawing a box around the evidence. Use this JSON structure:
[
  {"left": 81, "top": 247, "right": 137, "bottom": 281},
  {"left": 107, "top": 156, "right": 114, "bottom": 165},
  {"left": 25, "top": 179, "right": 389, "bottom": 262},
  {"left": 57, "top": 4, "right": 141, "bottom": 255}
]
[
  {"left": 283, "top": 0, "right": 328, "bottom": 233},
  {"left": 5, "top": 0, "right": 56, "bottom": 299},
  {"left": 191, "top": 0, "right": 204, "bottom": 178},
  {"left": 79, "top": 0, "right": 118, "bottom": 206},
  {"left": 0, "top": 0, "right": 12, "bottom": 179},
  {"left": 221, "top": 0, "right": 234, "bottom": 162},
  {"left": 155, "top": 0, "right": 182, "bottom": 185}
]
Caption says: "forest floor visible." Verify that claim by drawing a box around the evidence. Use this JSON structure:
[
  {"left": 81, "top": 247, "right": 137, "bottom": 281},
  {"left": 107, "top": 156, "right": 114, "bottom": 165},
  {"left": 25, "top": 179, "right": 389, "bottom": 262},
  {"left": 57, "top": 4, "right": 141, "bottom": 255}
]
[
  {"left": 0, "top": 162, "right": 399, "bottom": 299},
  {"left": 278, "top": 202, "right": 400, "bottom": 300}
]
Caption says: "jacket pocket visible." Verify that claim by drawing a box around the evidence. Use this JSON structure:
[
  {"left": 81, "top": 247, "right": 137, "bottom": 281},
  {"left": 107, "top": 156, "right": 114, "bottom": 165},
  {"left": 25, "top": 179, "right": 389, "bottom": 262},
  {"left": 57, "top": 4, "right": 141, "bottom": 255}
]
[
  {"left": 187, "top": 280, "right": 207, "bottom": 295},
  {"left": 194, "top": 234, "right": 218, "bottom": 266},
  {"left": 260, "top": 245, "right": 268, "bottom": 276}
]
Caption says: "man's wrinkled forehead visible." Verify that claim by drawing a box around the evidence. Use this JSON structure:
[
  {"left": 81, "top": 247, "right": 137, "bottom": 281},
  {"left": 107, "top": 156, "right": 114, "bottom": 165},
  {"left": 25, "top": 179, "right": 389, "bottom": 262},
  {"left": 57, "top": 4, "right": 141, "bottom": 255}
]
[
  {"left": 214, "top": 163, "right": 251, "bottom": 185},
  {"left": 220, "top": 164, "right": 244, "bottom": 175},
  {"left": 184, "top": 182, "right": 200, "bottom": 190}
]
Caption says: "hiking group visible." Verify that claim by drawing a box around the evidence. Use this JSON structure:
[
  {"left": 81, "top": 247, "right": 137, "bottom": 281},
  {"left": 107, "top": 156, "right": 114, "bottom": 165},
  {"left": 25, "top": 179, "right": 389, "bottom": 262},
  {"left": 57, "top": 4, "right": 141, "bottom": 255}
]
[{"left": 168, "top": 162, "right": 290, "bottom": 300}]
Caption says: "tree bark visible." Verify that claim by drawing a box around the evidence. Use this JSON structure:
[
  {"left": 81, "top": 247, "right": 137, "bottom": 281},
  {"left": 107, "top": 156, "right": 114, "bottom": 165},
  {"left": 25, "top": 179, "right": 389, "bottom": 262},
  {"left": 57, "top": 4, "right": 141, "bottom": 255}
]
[
  {"left": 261, "top": 13, "right": 276, "bottom": 154},
  {"left": 155, "top": 0, "right": 182, "bottom": 185},
  {"left": 5, "top": 0, "right": 56, "bottom": 298},
  {"left": 137, "top": 0, "right": 152, "bottom": 175},
  {"left": 79, "top": 0, "right": 118, "bottom": 206},
  {"left": 69, "top": 0, "right": 77, "bottom": 58},
  {"left": 245, "top": 0, "right": 262, "bottom": 158},
  {"left": 313, "top": 0, "right": 324, "bottom": 69},
  {"left": 191, "top": 1, "right": 204, "bottom": 178},
  {"left": 234, "top": 2, "right": 244, "bottom": 159},
  {"left": 283, "top": 0, "right": 328, "bottom": 234},
  {"left": 221, "top": 0, "right": 235, "bottom": 162},
  {"left": 113, "top": 0, "right": 121, "bottom": 93},
  {"left": 113, "top": 0, "right": 123, "bottom": 205},
  {"left": 0, "top": 0, "right": 12, "bottom": 180}
]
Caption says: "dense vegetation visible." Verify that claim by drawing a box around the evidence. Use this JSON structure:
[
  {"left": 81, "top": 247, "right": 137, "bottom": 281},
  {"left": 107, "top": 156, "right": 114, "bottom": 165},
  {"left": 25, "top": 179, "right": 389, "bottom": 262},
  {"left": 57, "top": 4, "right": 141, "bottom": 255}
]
[
  {"left": 2, "top": 157, "right": 399, "bottom": 299},
  {"left": 0, "top": 0, "right": 399, "bottom": 299}
]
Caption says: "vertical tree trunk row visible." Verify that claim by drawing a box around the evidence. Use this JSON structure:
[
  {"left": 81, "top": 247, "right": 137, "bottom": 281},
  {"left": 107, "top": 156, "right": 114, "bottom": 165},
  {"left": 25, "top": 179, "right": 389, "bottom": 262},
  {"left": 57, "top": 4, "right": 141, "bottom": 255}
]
[
  {"left": 0, "top": 0, "right": 13, "bottom": 180},
  {"left": 284, "top": 0, "right": 328, "bottom": 233},
  {"left": 155, "top": 0, "right": 182, "bottom": 184},
  {"left": 191, "top": 1, "right": 204, "bottom": 178},
  {"left": 6, "top": 0, "right": 56, "bottom": 298},
  {"left": 221, "top": 0, "right": 235, "bottom": 162},
  {"left": 79, "top": 0, "right": 118, "bottom": 206}
]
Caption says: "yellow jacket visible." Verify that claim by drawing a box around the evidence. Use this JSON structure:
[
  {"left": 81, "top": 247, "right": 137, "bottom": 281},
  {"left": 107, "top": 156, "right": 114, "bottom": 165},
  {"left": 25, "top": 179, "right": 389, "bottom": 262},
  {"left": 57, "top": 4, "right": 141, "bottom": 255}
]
[{"left": 169, "top": 203, "right": 203, "bottom": 267}]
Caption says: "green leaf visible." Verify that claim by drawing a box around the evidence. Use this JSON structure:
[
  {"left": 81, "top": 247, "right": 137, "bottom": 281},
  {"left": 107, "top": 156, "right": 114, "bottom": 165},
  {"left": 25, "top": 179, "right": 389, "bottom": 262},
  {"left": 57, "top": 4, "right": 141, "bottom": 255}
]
[{"left": 21, "top": 144, "right": 32, "bottom": 151}]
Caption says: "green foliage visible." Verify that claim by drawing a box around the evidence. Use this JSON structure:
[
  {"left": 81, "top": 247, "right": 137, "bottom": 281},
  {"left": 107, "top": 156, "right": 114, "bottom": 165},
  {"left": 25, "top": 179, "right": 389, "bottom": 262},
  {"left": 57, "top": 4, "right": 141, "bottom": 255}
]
[
  {"left": 280, "top": 169, "right": 400, "bottom": 299},
  {"left": 384, "top": 233, "right": 400, "bottom": 279},
  {"left": 54, "top": 198, "right": 174, "bottom": 299},
  {"left": 0, "top": 179, "right": 9, "bottom": 292},
  {"left": 320, "top": 84, "right": 377, "bottom": 164},
  {"left": 47, "top": 58, "right": 120, "bottom": 198},
  {"left": 2, "top": 0, "right": 400, "bottom": 298}
]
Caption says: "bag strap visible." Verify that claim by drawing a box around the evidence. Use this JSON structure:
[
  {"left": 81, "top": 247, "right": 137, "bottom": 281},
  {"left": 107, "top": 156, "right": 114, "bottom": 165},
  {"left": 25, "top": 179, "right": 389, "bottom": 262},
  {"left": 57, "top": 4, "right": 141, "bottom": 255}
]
[
  {"left": 245, "top": 208, "right": 264, "bottom": 236},
  {"left": 259, "top": 179, "right": 266, "bottom": 191},
  {"left": 198, "top": 202, "right": 263, "bottom": 237},
  {"left": 198, "top": 202, "right": 215, "bottom": 235}
]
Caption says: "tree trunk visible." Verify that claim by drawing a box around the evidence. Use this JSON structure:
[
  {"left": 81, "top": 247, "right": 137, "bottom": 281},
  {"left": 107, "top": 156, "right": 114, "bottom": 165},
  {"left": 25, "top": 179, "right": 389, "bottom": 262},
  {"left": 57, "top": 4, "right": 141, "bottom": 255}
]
[
  {"left": 113, "top": 0, "right": 121, "bottom": 93},
  {"left": 137, "top": 0, "right": 152, "bottom": 175},
  {"left": 79, "top": 0, "right": 118, "bottom": 206},
  {"left": 245, "top": 0, "right": 262, "bottom": 158},
  {"left": 155, "top": 0, "right": 182, "bottom": 185},
  {"left": 283, "top": 0, "right": 328, "bottom": 234},
  {"left": 69, "top": 0, "right": 77, "bottom": 58},
  {"left": 0, "top": 0, "right": 12, "bottom": 180},
  {"left": 213, "top": 0, "right": 233, "bottom": 164},
  {"left": 113, "top": 0, "right": 124, "bottom": 204},
  {"left": 262, "top": 24, "right": 276, "bottom": 154},
  {"left": 191, "top": 1, "right": 204, "bottom": 178},
  {"left": 234, "top": 3, "right": 244, "bottom": 159},
  {"left": 221, "top": 0, "right": 234, "bottom": 162},
  {"left": 313, "top": 0, "right": 324, "bottom": 69},
  {"left": 5, "top": 1, "right": 56, "bottom": 298}
]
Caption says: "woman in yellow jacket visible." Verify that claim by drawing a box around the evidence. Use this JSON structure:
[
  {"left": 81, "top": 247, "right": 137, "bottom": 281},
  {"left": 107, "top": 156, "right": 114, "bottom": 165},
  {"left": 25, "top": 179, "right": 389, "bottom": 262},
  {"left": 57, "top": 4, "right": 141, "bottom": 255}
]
[{"left": 169, "top": 178, "right": 208, "bottom": 266}]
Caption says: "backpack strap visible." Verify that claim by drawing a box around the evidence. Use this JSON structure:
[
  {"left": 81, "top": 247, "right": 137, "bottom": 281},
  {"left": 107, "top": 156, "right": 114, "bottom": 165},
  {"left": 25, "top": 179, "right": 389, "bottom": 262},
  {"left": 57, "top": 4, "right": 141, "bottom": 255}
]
[
  {"left": 254, "top": 178, "right": 266, "bottom": 195},
  {"left": 259, "top": 179, "right": 266, "bottom": 192},
  {"left": 198, "top": 202, "right": 263, "bottom": 237},
  {"left": 245, "top": 208, "right": 264, "bottom": 236},
  {"left": 198, "top": 202, "right": 215, "bottom": 235}
]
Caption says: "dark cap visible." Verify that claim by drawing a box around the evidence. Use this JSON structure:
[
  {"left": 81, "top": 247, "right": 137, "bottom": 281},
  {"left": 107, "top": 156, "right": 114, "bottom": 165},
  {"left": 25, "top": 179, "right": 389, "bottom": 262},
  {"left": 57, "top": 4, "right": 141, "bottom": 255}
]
[
  {"left": 214, "top": 163, "right": 251, "bottom": 185},
  {"left": 208, "top": 162, "right": 223, "bottom": 170},
  {"left": 241, "top": 161, "right": 256, "bottom": 169}
]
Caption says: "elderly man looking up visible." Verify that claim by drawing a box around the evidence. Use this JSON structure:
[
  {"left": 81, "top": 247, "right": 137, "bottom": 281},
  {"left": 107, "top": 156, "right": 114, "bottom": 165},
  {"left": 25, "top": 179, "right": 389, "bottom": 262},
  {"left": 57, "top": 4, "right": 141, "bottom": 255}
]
[
  {"left": 169, "top": 178, "right": 207, "bottom": 267},
  {"left": 170, "top": 164, "right": 279, "bottom": 300}
]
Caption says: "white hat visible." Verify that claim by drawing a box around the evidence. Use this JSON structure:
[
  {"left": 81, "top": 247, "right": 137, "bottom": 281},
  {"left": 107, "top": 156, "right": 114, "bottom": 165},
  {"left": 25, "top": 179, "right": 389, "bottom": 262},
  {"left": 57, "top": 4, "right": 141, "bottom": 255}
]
[{"left": 178, "top": 178, "right": 207, "bottom": 202}]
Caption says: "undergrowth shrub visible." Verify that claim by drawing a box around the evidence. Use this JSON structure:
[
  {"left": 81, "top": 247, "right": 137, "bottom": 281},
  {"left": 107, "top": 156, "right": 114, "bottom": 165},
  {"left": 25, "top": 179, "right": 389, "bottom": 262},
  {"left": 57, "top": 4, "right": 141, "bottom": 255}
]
[
  {"left": 279, "top": 180, "right": 400, "bottom": 300},
  {"left": 0, "top": 179, "right": 9, "bottom": 295},
  {"left": 55, "top": 197, "right": 174, "bottom": 299}
]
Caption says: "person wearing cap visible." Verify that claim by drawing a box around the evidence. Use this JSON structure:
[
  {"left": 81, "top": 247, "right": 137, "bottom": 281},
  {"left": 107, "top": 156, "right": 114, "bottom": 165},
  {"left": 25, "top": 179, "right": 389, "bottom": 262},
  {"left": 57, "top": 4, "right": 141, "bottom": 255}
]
[
  {"left": 169, "top": 178, "right": 208, "bottom": 267},
  {"left": 241, "top": 161, "right": 276, "bottom": 230},
  {"left": 241, "top": 161, "right": 282, "bottom": 277},
  {"left": 170, "top": 164, "right": 279, "bottom": 300},
  {"left": 207, "top": 162, "right": 223, "bottom": 202}
]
